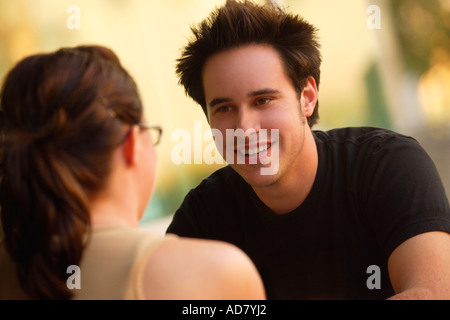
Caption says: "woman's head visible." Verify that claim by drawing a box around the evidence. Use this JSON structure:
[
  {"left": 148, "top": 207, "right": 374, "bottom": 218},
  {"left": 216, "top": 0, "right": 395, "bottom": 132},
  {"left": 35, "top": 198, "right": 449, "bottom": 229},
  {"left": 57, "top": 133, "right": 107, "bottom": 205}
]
[{"left": 0, "top": 45, "right": 148, "bottom": 299}]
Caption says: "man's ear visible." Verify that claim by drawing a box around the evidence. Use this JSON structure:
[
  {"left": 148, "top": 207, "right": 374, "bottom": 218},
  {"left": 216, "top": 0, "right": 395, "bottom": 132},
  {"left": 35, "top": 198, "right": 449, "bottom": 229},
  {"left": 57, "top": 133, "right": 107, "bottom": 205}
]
[
  {"left": 122, "top": 125, "right": 140, "bottom": 167},
  {"left": 301, "top": 76, "right": 318, "bottom": 118}
]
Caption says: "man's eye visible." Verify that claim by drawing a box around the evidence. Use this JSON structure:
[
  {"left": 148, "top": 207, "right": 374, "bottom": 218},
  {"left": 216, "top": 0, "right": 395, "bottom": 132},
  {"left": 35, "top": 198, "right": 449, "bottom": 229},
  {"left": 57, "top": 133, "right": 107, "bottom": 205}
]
[
  {"left": 255, "top": 97, "right": 271, "bottom": 106},
  {"left": 216, "top": 105, "right": 231, "bottom": 113}
]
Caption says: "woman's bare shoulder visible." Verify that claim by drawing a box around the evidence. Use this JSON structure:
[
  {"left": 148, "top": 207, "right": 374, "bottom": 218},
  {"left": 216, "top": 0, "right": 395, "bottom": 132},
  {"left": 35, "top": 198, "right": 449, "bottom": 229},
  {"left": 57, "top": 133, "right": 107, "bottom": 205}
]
[{"left": 142, "top": 236, "right": 266, "bottom": 300}]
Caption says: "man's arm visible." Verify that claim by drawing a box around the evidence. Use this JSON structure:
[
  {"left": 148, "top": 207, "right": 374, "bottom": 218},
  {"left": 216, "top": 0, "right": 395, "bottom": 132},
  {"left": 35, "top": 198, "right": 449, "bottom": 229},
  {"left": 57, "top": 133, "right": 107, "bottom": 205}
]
[{"left": 387, "top": 231, "right": 450, "bottom": 299}]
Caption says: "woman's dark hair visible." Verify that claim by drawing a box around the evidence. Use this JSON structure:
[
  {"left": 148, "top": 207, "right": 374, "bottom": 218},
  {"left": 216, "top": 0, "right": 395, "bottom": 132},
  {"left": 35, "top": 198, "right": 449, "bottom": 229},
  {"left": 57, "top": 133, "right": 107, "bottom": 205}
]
[
  {"left": 176, "top": 0, "right": 322, "bottom": 127},
  {"left": 0, "top": 45, "right": 143, "bottom": 299}
]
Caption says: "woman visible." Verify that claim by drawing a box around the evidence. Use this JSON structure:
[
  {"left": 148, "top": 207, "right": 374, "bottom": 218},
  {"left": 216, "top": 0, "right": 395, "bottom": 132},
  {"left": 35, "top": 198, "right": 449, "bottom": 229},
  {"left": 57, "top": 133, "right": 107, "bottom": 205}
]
[{"left": 0, "top": 45, "right": 265, "bottom": 300}]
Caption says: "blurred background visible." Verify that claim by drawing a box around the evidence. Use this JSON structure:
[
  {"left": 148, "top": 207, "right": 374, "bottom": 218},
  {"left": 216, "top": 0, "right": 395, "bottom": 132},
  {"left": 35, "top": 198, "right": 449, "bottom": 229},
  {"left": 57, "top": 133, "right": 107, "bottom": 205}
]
[{"left": 1, "top": 0, "right": 449, "bottom": 234}]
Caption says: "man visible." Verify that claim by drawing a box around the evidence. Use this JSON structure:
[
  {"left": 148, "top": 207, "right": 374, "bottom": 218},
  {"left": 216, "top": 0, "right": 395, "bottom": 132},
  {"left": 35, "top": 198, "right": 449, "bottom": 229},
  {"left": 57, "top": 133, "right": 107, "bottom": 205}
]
[{"left": 166, "top": 0, "right": 450, "bottom": 299}]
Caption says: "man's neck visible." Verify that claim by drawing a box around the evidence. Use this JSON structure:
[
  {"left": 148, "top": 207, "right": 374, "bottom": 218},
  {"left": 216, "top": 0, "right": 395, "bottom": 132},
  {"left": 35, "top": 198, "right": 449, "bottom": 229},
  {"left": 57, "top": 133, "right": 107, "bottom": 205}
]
[{"left": 252, "top": 129, "right": 318, "bottom": 215}]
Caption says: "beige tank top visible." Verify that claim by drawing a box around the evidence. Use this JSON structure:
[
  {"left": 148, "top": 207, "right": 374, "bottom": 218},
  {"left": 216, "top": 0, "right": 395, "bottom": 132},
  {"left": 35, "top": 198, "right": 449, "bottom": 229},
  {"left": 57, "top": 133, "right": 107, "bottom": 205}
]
[{"left": 0, "top": 226, "right": 173, "bottom": 299}]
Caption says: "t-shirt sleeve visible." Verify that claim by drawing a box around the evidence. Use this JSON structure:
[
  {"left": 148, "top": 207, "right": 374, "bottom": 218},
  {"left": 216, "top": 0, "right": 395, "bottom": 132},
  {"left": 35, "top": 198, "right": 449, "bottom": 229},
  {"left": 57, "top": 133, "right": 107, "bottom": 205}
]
[{"left": 361, "top": 134, "right": 450, "bottom": 259}]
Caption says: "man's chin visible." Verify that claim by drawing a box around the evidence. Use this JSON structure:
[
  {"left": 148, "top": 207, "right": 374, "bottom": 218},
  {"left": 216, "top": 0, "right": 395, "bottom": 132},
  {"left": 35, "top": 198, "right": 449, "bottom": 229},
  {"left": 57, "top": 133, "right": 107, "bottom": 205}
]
[{"left": 230, "top": 163, "right": 279, "bottom": 188}]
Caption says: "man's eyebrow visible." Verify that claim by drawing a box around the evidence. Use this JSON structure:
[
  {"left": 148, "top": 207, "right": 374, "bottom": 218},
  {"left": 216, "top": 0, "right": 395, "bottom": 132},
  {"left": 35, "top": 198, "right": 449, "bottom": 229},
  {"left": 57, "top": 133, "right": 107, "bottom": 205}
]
[
  {"left": 247, "top": 88, "right": 280, "bottom": 97},
  {"left": 208, "top": 89, "right": 280, "bottom": 108},
  {"left": 208, "top": 97, "right": 232, "bottom": 108}
]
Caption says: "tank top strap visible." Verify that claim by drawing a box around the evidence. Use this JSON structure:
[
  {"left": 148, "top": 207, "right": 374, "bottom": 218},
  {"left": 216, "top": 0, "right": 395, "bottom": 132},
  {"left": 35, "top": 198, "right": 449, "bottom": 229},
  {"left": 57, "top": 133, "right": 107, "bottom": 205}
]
[{"left": 124, "top": 232, "right": 178, "bottom": 299}]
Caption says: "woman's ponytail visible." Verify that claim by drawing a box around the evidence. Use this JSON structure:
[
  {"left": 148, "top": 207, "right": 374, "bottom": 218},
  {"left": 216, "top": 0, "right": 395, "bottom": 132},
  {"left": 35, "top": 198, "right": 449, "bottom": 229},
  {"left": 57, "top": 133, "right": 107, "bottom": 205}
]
[{"left": 0, "top": 46, "right": 143, "bottom": 299}]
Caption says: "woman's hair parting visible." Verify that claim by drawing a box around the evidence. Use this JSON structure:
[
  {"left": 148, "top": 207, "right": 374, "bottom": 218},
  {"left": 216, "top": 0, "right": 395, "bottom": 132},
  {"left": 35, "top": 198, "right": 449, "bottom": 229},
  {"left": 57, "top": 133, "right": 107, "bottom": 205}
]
[{"left": 0, "top": 45, "right": 143, "bottom": 299}]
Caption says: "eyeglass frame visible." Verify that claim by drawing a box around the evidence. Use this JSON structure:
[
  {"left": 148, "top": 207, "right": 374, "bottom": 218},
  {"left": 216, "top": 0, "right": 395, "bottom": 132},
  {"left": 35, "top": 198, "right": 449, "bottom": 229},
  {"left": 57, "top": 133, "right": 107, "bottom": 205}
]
[{"left": 118, "top": 124, "right": 162, "bottom": 146}]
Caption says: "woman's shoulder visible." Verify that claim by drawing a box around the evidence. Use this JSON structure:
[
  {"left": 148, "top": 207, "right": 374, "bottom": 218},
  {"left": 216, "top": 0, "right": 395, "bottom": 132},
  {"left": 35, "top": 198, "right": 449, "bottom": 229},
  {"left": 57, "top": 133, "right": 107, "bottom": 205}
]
[{"left": 141, "top": 236, "right": 266, "bottom": 300}]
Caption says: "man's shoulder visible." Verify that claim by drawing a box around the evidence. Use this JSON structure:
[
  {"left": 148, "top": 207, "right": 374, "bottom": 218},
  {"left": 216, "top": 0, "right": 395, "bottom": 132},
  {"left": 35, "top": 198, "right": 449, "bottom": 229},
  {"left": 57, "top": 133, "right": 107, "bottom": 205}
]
[{"left": 313, "top": 126, "right": 418, "bottom": 148}]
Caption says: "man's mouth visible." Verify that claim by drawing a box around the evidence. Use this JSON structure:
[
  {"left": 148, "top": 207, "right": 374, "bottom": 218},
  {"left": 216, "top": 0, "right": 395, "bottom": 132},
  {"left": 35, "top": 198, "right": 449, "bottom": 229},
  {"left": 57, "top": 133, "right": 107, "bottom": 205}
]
[
  {"left": 241, "top": 142, "right": 271, "bottom": 156},
  {"left": 235, "top": 141, "right": 273, "bottom": 161}
]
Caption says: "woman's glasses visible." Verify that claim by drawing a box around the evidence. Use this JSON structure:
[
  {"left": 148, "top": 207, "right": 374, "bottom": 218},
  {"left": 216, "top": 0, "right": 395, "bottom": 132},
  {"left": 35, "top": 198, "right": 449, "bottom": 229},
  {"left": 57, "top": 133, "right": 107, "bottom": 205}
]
[
  {"left": 118, "top": 124, "right": 162, "bottom": 146},
  {"left": 138, "top": 124, "right": 162, "bottom": 146}
]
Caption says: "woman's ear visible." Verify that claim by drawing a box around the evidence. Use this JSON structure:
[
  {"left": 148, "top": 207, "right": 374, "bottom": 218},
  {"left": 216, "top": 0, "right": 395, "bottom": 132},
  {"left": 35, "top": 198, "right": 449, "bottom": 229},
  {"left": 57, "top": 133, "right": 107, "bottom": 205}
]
[
  {"left": 122, "top": 125, "right": 140, "bottom": 167},
  {"left": 301, "top": 76, "right": 318, "bottom": 118}
]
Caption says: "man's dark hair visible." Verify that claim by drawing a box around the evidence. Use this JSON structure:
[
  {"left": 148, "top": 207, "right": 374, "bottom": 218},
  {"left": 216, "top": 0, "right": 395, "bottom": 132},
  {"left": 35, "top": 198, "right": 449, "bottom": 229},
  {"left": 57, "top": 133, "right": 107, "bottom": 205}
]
[{"left": 176, "top": 0, "right": 322, "bottom": 127}]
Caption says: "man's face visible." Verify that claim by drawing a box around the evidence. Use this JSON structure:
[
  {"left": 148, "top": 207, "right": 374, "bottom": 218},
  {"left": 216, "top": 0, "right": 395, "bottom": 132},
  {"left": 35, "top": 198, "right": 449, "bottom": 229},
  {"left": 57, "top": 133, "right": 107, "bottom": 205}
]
[{"left": 202, "top": 44, "right": 316, "bottom": 188}]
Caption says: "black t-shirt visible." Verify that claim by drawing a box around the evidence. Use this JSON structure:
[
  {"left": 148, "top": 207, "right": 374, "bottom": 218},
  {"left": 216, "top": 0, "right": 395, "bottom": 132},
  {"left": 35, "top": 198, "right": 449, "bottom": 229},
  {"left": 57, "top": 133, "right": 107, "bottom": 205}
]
[{"left": 166, "top": 127, "right": 450, "bottom": 299}]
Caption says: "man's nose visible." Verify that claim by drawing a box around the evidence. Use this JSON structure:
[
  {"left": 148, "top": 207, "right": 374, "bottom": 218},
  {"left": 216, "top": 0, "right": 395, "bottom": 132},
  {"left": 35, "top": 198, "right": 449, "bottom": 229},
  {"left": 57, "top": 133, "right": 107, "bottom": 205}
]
[{"left": 236, "top": 106, "right": 261, "bottom": 133}]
